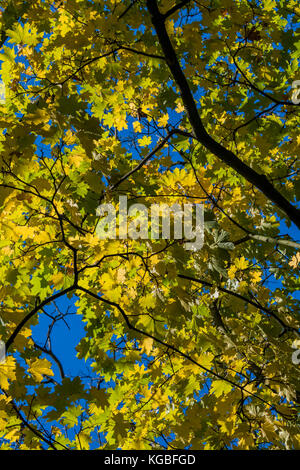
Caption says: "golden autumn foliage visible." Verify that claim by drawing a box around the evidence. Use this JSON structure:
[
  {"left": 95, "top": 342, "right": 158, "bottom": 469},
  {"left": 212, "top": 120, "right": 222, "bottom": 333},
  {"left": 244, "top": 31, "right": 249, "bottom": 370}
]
[{"left": 0, "top": 0, "right": 299, "bottom": 450}]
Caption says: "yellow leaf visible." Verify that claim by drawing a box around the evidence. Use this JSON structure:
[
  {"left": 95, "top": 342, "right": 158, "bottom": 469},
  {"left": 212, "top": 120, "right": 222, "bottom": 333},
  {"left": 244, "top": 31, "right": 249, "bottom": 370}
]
[
  {"left": 228, "top": 265, "right": 237, "bottom": 280},
  {"left": 234, "top": 256, "right": 249, "bottom": 270},
  {"left": 142, "top": 337, "right": 153, "bottom": 355},
  {"left": 139, "top": 293, "right": 156, "bottom": 309},
  {"left": 4, "top": 428, "right": 19, "bottom": 442},
  {"left": 27, "top": 358, "right": 54, "bottom": 383},
  {"left": 51, "top": 272, "right": 64, "bottom": 287},
  {"left": 0, "top": 356, "right": 16, "bottom": 390},
  {"left": 196, "top": 352, "right": 214, "bottom": 369},
  {"left": 157, "top": 113, "right": 169, "bottom": 127},
  {"left": 251, "top": 270, "right": 262, "bottom": 284},
  {"left": 138, "top": 135, "right": 152, "bottom": 147},
  {"left": 210, "top": 380, "right": 232, "bottom": 398},
  {"left": 117, "top": 268, "right": 126, "bottom": 283},
  {"left": 133, "top": 121, "right": 142, "bottom": 133},
  {"left": 76, "top": 431, "right": 91, "bottom": 450}
]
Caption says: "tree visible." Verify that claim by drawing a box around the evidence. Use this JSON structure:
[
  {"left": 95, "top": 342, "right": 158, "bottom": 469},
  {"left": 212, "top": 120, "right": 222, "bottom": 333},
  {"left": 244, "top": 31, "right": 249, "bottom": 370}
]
[{"left": 0, "top": 0, "right": 299, "bottom": 450}]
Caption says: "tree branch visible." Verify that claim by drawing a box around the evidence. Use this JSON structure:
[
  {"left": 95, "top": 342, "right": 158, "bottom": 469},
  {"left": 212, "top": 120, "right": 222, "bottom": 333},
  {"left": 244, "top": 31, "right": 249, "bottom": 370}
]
[
  {"left": 146, "top": 0, "right": 300, "bottom": 230},
  {"left": 76, "top": 285, "right": 281, "bottom": 410},
  {"left": 1, "top": 389, "right": 58, "bottom": 450},
  {"left": 110, "top": 129, "right": 178, "bottom": 191}
]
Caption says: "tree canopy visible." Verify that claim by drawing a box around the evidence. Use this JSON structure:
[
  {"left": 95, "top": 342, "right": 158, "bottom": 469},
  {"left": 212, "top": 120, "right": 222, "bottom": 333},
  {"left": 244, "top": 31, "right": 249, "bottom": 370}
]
[{"left": 0, "top": 0, "right": 299, "bottom": 450}]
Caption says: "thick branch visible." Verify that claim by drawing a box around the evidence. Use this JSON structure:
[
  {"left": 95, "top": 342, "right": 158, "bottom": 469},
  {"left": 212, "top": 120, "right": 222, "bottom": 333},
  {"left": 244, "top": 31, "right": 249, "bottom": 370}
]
[{"left": 146, "top": 0, "right": 300, "bottom": 230}]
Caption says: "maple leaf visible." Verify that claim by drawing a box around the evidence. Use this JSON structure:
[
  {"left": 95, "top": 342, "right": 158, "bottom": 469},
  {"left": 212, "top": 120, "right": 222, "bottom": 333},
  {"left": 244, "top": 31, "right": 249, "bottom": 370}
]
[
  {"left": 289, "top": 252, "right": 300, "bottom": 269},
  {"left": 27, "top": 358, "right": 54, "bottom": 383}
]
